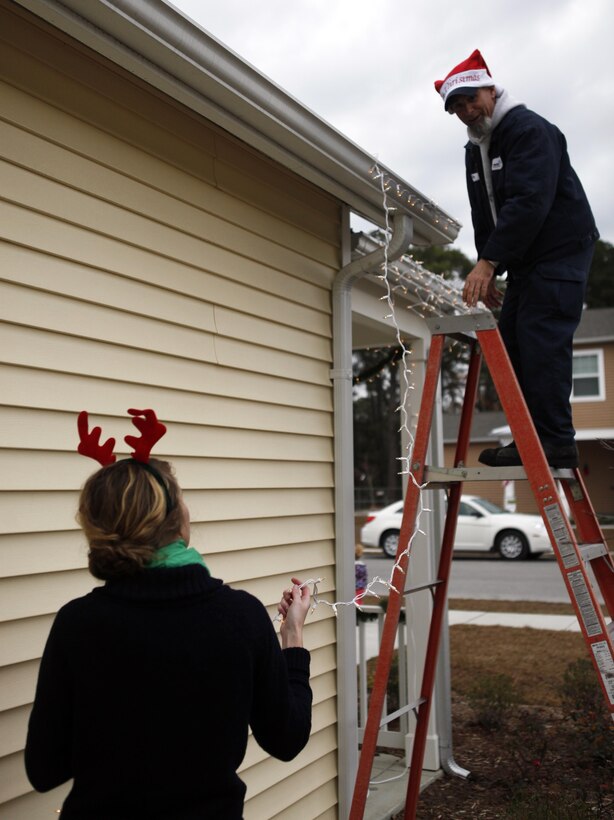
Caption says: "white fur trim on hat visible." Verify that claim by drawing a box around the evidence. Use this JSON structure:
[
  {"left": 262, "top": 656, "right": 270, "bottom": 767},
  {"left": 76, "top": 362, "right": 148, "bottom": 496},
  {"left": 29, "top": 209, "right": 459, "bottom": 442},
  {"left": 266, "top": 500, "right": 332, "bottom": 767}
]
[
  {"left": 434, "top": 49, "right": 496, "bottom": 108},
  {"left": 439, "top": 68, "right": 493, "bottom": 102}
]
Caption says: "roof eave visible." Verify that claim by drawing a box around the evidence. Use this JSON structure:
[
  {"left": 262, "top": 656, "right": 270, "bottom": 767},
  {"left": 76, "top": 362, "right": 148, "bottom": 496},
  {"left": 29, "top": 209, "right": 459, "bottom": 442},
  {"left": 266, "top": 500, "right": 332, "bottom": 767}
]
[
  {"left": 575, "top": 335, "right": 614, "bottom": 344},
  {"left": 14, "top": 0, "right": 461, "bottom": 245}
]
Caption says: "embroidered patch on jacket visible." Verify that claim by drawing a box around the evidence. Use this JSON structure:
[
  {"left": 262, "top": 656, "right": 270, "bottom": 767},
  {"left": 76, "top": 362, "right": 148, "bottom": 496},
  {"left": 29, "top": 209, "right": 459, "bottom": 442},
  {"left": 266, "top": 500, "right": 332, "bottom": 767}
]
[
  {"left": 491, "top": 157, "right": 503, "bottom": 171},
  {"left": 471, "top": 172, "right": 480, "bottom": 182}
]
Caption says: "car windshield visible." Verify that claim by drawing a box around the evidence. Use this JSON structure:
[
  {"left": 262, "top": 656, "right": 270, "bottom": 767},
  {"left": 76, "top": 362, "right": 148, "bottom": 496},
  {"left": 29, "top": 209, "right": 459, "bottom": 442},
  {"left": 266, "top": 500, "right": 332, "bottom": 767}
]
[{"left": 473, "top": 497, "right": 507, "bottom": 514}]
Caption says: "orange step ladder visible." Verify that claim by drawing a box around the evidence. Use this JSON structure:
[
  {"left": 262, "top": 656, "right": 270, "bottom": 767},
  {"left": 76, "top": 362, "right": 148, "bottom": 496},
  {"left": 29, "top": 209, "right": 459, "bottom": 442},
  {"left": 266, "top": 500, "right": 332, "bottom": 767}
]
[{"left": 349, "top": 313, "right": 614, "bottom": 820}]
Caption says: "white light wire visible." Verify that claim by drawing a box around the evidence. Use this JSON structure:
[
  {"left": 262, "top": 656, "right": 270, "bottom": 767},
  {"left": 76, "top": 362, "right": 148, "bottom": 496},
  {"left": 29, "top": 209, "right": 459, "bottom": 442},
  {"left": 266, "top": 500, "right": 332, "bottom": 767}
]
[
  {"left": 273, "top": 163, "right": 455, "bottom": 792},
  {"left": 274, "top": 163, "right": 437, "bottom": 620}
]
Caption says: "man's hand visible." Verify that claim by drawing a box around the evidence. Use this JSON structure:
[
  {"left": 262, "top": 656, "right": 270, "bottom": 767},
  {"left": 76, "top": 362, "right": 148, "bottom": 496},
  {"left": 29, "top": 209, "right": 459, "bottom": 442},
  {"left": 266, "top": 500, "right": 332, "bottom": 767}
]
[
  {"left": 462, "top": 259, "right": 502, "bottom": 308},
  {"left": 278, "top": 578, "right": 311, "bottom": 649}
]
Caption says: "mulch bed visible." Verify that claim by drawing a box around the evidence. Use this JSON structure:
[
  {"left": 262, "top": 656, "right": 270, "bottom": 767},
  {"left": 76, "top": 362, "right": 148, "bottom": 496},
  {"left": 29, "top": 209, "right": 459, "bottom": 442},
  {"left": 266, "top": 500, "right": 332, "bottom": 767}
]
[
  {"left": 387, "top": 624, "right": 614, "bottom": 818},
  {"left": 408, "top": 697, "right": 614, "bottom": 819}
]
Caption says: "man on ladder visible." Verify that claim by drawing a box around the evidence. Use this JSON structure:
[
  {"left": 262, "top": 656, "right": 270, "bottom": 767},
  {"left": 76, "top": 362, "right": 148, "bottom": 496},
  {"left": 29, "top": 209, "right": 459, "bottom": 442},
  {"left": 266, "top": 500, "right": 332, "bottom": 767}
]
[
  {"left": 349, "top": 51, "right": 611, "bottom": 820},
  {"left": 435, "top": 48, "right": 599, "bottom": 468}
]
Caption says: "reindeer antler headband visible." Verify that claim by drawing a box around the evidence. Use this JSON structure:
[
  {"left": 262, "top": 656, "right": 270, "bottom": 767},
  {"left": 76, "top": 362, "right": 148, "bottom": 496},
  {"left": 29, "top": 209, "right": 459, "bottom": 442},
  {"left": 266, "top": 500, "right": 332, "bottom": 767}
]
[{"left": 77, "top": 408, "right": 173, "bottom": 512}]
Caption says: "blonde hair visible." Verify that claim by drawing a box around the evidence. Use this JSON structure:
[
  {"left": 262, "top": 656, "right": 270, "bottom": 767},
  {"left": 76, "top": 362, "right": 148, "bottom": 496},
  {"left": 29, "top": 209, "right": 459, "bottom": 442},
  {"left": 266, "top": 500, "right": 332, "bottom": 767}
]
[{"left": 78, "top": 458, "right": 182, "bottom": 579}]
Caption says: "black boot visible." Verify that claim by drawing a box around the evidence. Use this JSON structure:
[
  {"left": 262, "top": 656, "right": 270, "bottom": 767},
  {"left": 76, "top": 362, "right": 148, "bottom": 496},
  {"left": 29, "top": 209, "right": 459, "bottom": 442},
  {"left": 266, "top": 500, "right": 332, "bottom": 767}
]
[
  {"left": 542, "top": 443, "right": 579, "bottom": 468},
  {"left": 478, "top": 441, "right": 578, "bottom": 468},
  {"left": 478, "top": 442, "right": 521, "bottom": 467}
]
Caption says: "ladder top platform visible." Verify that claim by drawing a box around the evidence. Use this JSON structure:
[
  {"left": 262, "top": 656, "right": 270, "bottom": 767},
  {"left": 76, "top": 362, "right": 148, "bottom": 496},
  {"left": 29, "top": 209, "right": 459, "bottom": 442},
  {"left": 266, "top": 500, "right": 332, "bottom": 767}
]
[{"left": 424, "top": 466, "right": 576, "bottom": 485}]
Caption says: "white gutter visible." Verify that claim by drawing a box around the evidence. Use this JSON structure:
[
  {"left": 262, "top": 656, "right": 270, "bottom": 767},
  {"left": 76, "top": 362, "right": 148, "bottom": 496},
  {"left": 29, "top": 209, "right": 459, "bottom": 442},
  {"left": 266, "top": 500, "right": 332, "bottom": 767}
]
[
  {"left": 14, "top": 0, "right": 461, "bottom": 245},
  {"left": 332, "top": 212, "right": 414, "bottom": 817}
]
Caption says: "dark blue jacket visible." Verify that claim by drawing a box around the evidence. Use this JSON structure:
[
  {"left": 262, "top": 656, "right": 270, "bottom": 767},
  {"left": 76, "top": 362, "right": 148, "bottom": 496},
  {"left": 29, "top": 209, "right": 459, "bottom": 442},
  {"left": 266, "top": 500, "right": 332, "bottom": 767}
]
[{"left": 465, "top": 105, "right": 598, "bottom": 279}]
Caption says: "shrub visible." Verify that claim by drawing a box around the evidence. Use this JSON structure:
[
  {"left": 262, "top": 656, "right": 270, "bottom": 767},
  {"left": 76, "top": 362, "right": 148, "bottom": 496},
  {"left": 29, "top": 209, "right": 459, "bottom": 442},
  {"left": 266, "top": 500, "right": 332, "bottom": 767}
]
[
  {"left": 558, "top": 657, "right": 614, "bottom": 767},
  {"left": 505, "top": 708, "right": 548, "bottom": 782},
  {"left": 466, "top": 672, "right": 519, "bottom": 731}
]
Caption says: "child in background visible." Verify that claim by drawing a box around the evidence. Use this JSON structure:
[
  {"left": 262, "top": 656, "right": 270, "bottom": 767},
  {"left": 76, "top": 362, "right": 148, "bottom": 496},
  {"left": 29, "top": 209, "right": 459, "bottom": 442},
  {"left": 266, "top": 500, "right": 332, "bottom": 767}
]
[{"left": 355, "top": 543, "right": 368, "bottom": 601}]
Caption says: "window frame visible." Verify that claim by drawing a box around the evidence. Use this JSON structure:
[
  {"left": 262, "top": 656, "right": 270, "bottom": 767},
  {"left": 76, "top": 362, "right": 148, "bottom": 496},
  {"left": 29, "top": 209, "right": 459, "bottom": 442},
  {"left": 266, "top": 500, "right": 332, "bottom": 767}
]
[{"left": 571, "top": 347, "right": 606, "bottom": 402}]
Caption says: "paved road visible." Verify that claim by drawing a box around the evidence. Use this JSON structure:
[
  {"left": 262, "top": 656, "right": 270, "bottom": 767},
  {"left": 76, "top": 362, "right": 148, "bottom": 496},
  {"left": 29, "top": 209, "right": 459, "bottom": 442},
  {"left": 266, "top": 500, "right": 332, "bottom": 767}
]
[{"left": 363, "top": 552, "right": 573, "bottom": 602}]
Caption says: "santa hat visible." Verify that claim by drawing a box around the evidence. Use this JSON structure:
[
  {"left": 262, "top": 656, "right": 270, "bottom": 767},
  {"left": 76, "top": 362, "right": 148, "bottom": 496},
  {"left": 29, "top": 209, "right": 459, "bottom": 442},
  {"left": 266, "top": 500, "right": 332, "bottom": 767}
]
[{"left": 434, "top": 49, "right": 495, "bottom": 110}]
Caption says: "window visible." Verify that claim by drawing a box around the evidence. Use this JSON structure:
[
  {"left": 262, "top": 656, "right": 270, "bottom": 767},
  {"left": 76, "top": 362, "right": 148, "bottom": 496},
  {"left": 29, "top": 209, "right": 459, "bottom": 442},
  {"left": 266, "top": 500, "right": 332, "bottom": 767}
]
[{"left": 571, "top": 349, "right": 605, "bottom": 401}]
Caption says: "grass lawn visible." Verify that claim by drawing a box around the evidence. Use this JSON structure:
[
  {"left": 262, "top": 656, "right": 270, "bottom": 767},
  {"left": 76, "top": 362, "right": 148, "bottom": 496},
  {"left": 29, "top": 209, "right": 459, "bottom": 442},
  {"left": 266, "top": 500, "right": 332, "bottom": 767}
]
[{"left": 449, "top": 623, "right": 586, "bottom": 707}]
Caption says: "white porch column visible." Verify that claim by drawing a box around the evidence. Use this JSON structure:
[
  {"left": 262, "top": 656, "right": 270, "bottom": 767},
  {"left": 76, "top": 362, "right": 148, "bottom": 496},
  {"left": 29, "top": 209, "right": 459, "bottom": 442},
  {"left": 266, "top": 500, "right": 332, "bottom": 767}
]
[{"left": 400, "top": 334, "right": 441, "bottom": 771}]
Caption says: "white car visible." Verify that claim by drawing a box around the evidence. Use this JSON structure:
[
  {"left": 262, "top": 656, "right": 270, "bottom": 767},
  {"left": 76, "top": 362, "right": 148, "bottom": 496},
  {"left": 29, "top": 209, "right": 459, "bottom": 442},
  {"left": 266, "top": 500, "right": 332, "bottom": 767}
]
[{"left": 360, "top": 495, "right": 553, "bottom": 561}]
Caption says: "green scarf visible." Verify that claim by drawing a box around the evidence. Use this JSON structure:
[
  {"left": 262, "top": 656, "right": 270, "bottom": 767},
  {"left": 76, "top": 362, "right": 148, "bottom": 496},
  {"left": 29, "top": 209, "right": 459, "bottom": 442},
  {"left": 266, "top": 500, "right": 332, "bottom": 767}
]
[{"left": 147, "top": 539, "right": 208, "bottom": 570}]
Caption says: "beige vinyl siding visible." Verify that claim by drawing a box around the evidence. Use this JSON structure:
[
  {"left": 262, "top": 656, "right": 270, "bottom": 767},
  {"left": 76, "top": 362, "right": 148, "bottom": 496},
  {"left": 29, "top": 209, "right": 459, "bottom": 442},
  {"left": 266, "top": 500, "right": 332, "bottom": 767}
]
[{"left": 0, "top": 3, "right": 340, "bottom": 816}]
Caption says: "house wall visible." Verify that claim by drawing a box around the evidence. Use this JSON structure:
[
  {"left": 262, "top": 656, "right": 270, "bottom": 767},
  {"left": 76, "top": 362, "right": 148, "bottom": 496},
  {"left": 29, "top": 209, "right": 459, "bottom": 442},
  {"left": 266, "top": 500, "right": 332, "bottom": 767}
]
[
  {"left": 443, "top": 441, "right": 613, "bottom": 553},
  {"left": 512, "top": 440, "right": 613, "bottom": 521},
  {"left": 445, "top": 439, "right": 613, "bottom": 513},
  {"left": 0, "top": 3, "right": 341, "bottom": 817},
  {"left": 444, "top": 339, "right": 614, "bottom": 515},
  {"left": 571, "top": 340, "right": 614, "bottom": 429}
]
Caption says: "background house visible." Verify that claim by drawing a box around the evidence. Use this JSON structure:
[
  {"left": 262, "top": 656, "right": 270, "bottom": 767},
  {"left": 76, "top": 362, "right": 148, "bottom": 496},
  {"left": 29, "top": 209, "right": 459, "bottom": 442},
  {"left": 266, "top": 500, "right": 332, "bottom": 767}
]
[
  {"left": 0, "top": 1, "right": 460, "bottom": 817},
  {"left": 442, "top": 410, "right": 508, "bottom": 508},
  {"left": 443, "top": 308, "right": 614, "bottom": 545}
]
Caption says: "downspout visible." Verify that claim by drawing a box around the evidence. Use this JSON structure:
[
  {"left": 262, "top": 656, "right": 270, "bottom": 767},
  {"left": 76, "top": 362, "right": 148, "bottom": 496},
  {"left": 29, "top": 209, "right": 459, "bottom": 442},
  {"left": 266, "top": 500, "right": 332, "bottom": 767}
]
[
  {"left": 332, "top": 212, "right": 413, "bottom": 819},
  {"left": 429, "top": 402, "right": 471, "bottom": 782}
]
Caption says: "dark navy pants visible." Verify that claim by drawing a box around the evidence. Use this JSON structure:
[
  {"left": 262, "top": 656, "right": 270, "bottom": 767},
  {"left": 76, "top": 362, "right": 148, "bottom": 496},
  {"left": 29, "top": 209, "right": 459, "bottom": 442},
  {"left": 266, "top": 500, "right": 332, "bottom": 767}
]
[{"left": 498, "top": 245, "right": 594, "bottom": 448}]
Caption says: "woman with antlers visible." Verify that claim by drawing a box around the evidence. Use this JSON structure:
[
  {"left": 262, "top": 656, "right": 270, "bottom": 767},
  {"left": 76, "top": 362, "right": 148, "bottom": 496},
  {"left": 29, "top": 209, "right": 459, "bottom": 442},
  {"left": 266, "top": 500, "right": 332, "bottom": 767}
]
[{"left": 25, "top": 409, "right": 312, "bottom": 820}]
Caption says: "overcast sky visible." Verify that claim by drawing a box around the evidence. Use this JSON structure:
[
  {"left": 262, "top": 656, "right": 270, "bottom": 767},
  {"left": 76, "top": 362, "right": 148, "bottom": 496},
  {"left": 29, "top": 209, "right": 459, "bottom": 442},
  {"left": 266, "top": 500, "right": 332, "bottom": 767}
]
[{"left": 171, "top": 0, "right": 613, "bottom": 260}]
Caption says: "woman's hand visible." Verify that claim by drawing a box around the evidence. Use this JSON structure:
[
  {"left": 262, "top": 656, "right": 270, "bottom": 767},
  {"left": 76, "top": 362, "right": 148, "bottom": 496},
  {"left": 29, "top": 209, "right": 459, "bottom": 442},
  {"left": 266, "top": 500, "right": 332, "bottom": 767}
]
[{"left": 277, "top": 578, "right": 311, "bottom": 649}]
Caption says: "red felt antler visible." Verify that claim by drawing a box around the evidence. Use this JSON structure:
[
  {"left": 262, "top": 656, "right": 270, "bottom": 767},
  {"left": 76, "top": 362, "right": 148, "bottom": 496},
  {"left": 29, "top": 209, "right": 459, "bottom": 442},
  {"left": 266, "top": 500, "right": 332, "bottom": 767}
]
[
  {"left": 77, "top": 411, "right": 117, "bottom": 466},
  {"left": 124, "top": 408, "right": 167, "bottom": 463}
]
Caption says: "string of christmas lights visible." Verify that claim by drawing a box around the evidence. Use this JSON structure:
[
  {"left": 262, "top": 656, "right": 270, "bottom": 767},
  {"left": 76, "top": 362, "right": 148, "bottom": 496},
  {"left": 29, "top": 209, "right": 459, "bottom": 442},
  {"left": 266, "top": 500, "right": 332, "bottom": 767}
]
[
  {"left": 274, "top": 163, "right": 444, "bottom": 624},
  {"left": 274, "top": 165, "right": 498, "bottom": 768},
  {"left": 368, "top": 165, "right": 462, "bottom": 235},
  {"left": 271, "top": 165, "right": 499, "bottom": 793},
  {"left": 362, "top": 165, "right": 438, "bottom": 794},
  {"left": 353, "top": 345, "right": 404, "bottom": 385},
  {"left": 273, "top": 163, "right": 475, "bottom": 791}
]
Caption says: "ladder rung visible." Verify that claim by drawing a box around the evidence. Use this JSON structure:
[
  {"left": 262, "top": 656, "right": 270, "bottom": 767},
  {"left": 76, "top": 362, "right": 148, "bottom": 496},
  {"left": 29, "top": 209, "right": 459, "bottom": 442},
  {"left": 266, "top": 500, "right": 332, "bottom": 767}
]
[
  {"left": 424, "top": 466, "right": 575, "bottom": 485},
  {"left": 379, "top": 697, "right": 426, "bottom": 728},
  {"left": 403, "top": 580, "right": 443, "bottom": 596},
  {"left": 579, "top": 542, "right": 609, "bottom": 562}
]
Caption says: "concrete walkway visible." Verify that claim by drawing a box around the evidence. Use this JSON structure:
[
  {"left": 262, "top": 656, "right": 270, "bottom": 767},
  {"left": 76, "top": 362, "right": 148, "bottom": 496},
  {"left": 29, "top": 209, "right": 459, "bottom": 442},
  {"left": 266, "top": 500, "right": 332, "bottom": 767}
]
[
  {"left": 448, "top": 609, "right": 581, "bottom": 631},
  {"left": 365, "top": 757, "right": 439, "bottom": 820},
  {"left": 358, "top": 609, "right": 581, "bottom": 662}
]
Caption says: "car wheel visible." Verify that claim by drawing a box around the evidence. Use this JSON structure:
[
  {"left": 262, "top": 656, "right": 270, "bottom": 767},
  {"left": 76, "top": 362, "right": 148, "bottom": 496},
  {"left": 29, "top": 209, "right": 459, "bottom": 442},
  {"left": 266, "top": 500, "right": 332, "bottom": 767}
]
[
  {"left": 380, "top": 530, "right": 400, "bottom": 558},
  {"left": 496, "top": 529, "right": 530, "bottom": 560}
]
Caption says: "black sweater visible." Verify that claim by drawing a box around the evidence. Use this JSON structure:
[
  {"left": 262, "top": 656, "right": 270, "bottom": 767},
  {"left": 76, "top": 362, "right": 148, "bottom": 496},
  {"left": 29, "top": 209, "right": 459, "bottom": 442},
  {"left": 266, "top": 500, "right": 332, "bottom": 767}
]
[{"left": 25, "top": 565, "right": 312, "bottom": 819}]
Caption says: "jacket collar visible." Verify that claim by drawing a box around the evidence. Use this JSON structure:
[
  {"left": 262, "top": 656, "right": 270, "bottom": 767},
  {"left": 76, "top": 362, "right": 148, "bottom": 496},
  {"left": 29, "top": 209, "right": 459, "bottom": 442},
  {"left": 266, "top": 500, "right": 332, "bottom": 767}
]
[{"left": 467, "top": 88, "right": 524, "bottom": 145}]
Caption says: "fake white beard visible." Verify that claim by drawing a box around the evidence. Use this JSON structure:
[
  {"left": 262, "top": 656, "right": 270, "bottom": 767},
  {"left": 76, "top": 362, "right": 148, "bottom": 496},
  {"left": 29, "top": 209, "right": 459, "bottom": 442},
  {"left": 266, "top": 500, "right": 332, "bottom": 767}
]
[{"left": 469, "top": 115, "right": 493, "bottom": 140}]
